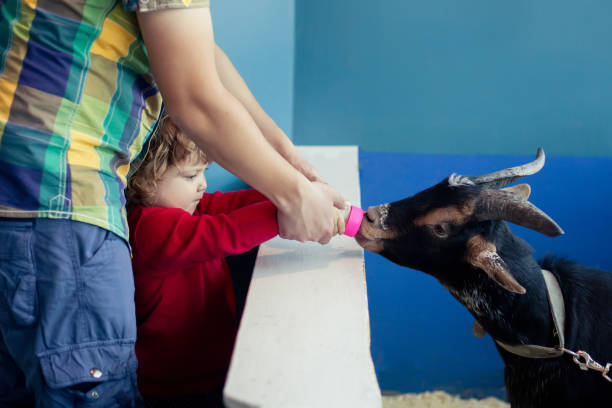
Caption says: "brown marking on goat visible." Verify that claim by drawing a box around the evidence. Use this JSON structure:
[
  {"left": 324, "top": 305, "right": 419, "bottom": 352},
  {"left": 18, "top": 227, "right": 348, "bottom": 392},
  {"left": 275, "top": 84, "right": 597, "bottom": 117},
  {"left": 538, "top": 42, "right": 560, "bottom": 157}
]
[
  {"left": 413, "top": 205, "right": 472, "bottom": 227},
  {"left": 465, "top": 235, "right": 526, "bottom": 294},
  {"left": 465, "top": 234, "right": 497, "bottom": 260},
  {"left": 472, "top": 319, "right": 487, "bottom": 338}
]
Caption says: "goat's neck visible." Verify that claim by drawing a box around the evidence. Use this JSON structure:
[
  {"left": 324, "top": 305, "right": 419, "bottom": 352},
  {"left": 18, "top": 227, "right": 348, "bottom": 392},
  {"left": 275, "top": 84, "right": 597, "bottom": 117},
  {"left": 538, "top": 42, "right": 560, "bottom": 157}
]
[{"left": 445, "top": 230, "right": 556, "bottom": 347}]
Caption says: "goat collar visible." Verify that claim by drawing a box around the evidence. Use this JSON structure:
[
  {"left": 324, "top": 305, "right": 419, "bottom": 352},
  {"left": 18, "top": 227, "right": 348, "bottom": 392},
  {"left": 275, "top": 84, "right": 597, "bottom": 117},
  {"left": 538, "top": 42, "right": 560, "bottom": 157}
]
[{"left": 494, "top": 269, "right": 566, "bottom": 359}]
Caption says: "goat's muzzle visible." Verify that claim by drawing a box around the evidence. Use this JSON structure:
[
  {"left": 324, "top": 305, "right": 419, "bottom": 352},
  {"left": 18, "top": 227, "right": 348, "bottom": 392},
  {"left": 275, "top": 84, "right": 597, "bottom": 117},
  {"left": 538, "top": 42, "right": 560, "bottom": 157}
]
[{"left": 355, "top": 204, "right": 396, "bottom": 253}]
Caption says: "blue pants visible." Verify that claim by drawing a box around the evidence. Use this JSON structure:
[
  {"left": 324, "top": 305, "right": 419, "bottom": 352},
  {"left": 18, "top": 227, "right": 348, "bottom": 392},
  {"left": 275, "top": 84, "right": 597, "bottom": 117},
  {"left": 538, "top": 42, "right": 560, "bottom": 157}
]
[{"left": 0, "top": 218, "right": 143, "bottom": 407}]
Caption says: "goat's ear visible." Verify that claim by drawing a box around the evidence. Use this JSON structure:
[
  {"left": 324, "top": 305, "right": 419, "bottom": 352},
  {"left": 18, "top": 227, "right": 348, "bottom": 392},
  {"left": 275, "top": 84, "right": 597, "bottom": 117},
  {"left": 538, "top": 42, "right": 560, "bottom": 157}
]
[
  {"left": 465, "top": 235, "right": 526, "bottom": 294},
  {"left": 501, "top": 183, "right": 531, "bottom": 201}
]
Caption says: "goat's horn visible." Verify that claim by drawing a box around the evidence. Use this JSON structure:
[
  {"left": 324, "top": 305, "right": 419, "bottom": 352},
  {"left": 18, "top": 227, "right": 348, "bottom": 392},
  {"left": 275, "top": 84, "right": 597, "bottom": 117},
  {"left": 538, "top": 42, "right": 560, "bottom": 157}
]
[
  {"left": 474, "top": 190, "right": 564, "bottom": 237},
  {"left": 471, "top": 148, "right": 545, "bottom": 189}
]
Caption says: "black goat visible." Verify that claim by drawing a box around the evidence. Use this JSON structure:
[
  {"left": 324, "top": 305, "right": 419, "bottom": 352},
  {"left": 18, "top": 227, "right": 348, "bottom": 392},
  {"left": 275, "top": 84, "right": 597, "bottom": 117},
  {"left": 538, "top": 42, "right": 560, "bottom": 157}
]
[{"left": 356, "top": 149, "right": 611, "bottom": 407}]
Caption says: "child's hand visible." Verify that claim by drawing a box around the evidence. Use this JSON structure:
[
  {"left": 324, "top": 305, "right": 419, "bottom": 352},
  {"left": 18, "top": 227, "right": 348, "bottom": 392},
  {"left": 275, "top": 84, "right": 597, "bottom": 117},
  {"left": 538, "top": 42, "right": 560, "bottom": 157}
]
[{"left": 333, "top": 209, "right": 346, "bottom": 236}]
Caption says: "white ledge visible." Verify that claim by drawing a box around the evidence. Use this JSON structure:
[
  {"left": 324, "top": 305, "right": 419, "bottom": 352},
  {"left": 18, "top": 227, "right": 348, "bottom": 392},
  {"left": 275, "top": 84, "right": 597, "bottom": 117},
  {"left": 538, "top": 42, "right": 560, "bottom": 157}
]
[{"left": 224, "top": 146, "right": 381, "bottom": 408}]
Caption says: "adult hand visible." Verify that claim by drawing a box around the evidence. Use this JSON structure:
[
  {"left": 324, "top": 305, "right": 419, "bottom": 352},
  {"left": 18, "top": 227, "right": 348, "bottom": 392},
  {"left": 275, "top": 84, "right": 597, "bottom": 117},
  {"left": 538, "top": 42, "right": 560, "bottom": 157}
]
[
  {"left": 284, "top": 149, "right": 323, "bottom": 182},
  {"left": 277, "top": 181, "right": 346, "bottom": 244}
]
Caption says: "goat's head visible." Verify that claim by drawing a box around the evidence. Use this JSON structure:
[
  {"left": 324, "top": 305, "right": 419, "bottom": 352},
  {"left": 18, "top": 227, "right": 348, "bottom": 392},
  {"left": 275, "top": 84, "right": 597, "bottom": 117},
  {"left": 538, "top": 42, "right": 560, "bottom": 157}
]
[{"left": 356, "top": 148, "right": 564, "bottom": 294}]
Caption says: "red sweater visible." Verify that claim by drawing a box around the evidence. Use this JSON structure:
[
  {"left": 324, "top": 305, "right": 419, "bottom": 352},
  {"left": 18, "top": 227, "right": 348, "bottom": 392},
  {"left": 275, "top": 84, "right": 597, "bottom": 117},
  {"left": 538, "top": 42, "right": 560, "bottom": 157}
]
[{"left": 128, "top": 189, "right": 278, "bottom": 396}]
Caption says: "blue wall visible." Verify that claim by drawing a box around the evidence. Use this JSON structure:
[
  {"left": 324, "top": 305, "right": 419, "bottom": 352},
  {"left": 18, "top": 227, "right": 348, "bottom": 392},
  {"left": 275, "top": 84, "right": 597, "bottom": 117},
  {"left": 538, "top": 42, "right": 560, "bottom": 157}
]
[
  {"left": 359, "top": 151, "right": 612, "bottom": 398},
  {"left": 294, "top": 1, "right": 612, "bottom": 156}
]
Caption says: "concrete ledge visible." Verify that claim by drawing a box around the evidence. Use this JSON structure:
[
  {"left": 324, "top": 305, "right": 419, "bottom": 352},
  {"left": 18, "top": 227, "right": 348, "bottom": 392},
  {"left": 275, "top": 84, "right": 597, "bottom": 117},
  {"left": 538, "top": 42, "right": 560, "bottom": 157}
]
[{"left": 224, "top": 146, "right": 381, "bottom": 408}]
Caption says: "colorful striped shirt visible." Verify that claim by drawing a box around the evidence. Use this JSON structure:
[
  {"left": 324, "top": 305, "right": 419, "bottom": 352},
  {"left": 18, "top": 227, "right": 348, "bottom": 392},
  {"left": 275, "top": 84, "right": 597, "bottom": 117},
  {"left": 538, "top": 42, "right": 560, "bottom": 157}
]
[{"left": 0, "top": 0, "right": 209, "bottom": 241}]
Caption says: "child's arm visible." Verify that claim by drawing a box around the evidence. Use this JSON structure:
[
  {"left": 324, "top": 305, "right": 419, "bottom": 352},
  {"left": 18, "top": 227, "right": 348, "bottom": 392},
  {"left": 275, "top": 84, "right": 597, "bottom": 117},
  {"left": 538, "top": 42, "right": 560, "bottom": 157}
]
[
  {"left": 130, "top": 201, "right": 278, "bottom": 270},
  {"left": 197, "top": 189, "right": 268, "bottom": 215}
]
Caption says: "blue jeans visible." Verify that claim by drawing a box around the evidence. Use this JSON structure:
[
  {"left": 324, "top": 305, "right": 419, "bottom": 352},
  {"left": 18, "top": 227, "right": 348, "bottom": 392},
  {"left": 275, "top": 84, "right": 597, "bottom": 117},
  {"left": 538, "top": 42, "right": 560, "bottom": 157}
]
[{"left": 0, "top": 218, "right": 143, "bottom": 407}]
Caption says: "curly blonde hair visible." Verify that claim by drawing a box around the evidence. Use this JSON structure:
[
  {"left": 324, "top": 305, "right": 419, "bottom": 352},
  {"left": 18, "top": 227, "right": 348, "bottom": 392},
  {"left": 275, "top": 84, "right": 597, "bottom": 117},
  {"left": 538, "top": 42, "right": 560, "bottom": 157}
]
[{"left": 126, "top": 115, "right": 208, "bottom": 207}]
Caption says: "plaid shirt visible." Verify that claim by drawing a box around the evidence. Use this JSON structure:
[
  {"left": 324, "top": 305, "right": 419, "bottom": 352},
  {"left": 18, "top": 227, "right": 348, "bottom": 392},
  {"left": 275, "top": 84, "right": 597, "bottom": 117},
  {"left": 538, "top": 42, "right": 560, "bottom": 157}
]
[{"left": 0, "top": 0, "right": 209, "bottom": 241}]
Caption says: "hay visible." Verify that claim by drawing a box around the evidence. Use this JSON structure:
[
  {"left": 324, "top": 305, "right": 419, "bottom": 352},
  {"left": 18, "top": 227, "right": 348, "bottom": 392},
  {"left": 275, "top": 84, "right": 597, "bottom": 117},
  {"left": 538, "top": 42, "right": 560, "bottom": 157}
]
[{"left": 382, "top": 391, "right": 510, "bottom": 408}]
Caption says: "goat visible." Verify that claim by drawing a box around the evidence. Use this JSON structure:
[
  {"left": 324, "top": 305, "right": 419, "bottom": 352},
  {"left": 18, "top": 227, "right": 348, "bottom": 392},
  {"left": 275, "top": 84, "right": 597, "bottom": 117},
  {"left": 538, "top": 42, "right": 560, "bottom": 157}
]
[{"left": 355, "top": 149, "right": 612, "bottom": 407}]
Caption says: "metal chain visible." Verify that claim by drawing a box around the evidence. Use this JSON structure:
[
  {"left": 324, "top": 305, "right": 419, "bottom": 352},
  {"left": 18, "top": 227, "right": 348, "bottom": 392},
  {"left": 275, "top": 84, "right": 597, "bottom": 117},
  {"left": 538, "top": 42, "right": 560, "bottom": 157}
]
[{"left": 562, "top": 348, "right": 612, "bottom": 383}]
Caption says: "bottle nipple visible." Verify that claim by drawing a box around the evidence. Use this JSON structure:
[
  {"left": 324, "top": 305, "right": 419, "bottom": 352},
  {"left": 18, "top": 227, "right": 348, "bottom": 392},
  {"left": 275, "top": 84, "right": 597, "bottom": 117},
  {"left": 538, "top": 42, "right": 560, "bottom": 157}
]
[{"left": 342, "top": 202, "right": 364, "bottom": 237}]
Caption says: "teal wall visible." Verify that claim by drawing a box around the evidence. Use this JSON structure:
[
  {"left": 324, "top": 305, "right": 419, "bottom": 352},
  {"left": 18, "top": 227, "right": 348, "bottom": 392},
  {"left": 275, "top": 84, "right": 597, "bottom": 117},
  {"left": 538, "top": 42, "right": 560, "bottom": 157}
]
[
  {"left": 293, "top": 1, "right": 612, "bottom": 156},
  {"left": 208, "top": 0, "right": 612, "bottom": 187},
  {"left": 208, "top": 1, "right": 295, "bottom": 191},
  {"left": 212, "top": 0, "right": 294, "bottom": 135}
]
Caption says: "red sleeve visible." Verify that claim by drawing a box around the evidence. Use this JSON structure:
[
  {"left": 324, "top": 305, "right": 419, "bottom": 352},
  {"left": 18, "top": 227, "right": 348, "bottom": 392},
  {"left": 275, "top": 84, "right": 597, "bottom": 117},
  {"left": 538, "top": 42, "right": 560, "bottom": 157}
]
[
  {"left": 197, "top": 189, "right": 268, "bottom": 215},
  {"left": 129, "top": 201, "right": 278, "bottom": 271}
]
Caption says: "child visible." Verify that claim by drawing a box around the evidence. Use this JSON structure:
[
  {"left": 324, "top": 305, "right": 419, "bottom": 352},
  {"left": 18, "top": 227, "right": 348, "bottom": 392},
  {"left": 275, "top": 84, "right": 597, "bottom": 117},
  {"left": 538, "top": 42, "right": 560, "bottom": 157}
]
[{"left": 126, "top": 116, "right": 284, "bottom": 406}]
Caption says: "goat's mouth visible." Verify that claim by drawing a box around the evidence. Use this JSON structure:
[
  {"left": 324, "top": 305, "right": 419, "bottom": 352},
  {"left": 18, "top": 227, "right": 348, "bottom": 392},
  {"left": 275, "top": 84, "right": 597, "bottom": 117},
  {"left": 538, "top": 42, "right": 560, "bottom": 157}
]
[
  {"left": 354, "top": 217, "right": 395, "bottom": 253},
  {"left": 355, "top": 233, "right": 383, "bottom": 253}
]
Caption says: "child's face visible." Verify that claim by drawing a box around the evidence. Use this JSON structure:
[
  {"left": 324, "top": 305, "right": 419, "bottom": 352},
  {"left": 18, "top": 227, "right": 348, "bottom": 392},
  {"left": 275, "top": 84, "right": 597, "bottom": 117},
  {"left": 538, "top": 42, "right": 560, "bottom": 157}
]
[{"left": 153, "top": 154, "right": 208, "bottom": 214}]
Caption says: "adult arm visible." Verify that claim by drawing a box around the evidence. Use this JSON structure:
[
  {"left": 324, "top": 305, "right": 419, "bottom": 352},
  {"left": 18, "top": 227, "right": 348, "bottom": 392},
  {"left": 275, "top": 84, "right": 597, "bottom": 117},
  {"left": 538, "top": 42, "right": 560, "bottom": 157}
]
[
  {"left": 137, "top": 8, "right": 343, "bottom": 243},
  {"left": 213, "top": 45, "right": 321, "bottom": 182}
]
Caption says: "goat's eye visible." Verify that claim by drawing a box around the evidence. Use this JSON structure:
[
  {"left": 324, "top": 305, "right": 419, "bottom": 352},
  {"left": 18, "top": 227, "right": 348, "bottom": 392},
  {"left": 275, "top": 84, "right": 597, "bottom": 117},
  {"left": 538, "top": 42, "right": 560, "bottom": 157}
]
[{"left": 432, "top": 224, "right": 449, "bottom": 238}]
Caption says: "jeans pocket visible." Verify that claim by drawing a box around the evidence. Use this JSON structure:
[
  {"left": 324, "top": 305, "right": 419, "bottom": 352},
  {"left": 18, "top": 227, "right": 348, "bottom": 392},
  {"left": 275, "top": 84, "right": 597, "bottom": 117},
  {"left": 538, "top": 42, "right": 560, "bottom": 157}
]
[
  {"left": 0, "top": 224, "right": 37, "bottom": 327},
  {"left": 38, "top": 341, "right": 140, "bottom": 406},
  {"left": 77, "top": 230, "right": 137, "bottom": 341}
]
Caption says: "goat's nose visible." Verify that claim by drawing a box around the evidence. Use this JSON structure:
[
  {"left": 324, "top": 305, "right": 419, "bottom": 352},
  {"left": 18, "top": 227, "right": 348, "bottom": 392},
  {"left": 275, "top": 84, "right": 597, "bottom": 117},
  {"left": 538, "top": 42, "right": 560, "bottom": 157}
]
[{"left": 366, "top": 206, "right": 379, "bottom": 223}]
